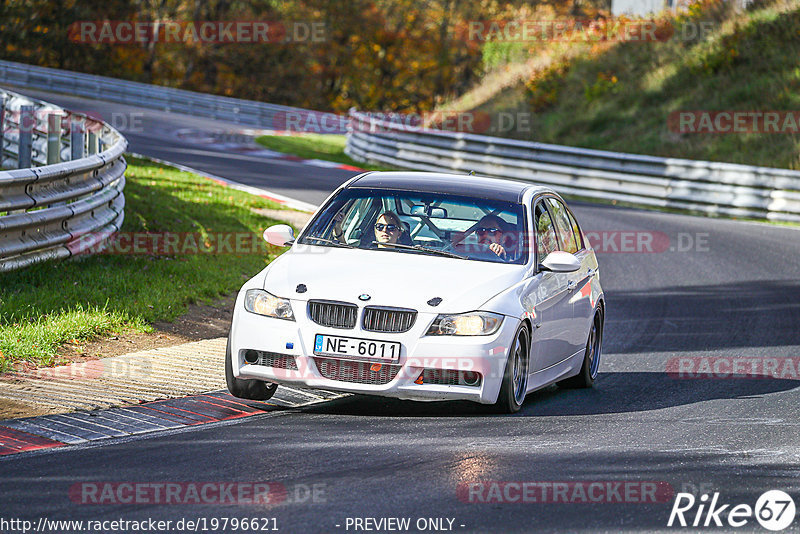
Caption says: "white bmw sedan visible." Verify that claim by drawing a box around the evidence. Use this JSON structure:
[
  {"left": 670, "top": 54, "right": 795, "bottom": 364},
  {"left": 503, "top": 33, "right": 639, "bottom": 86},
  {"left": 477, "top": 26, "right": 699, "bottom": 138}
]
[{"left": 226, "top": 172, "right": 604, "bottom": 413}]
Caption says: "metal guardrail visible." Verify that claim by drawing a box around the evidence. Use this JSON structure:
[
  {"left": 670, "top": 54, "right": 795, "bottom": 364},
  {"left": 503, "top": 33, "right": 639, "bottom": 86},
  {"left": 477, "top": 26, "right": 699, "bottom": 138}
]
[
  {"left": 5, "top": 61, "right": 798, "bottom": 222},
  {"left": 0, "top": 88, "right": 126, "bottom": 272},
  {"left": 0, "top": 60, "right": 346, "bottom": 134},
  {"left": 345, "top": 110, "right": 800, "bottom": 223}
]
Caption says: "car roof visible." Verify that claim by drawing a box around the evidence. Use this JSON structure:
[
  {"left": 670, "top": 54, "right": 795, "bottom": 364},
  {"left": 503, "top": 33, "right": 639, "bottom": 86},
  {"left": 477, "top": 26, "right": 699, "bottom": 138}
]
[{"left": 348, "top": 171, "right": 553, "bottom": 203}]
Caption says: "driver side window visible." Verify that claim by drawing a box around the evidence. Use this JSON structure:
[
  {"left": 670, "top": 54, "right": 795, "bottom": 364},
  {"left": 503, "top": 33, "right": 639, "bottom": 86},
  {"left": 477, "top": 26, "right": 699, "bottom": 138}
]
[{"left": 534, "top": 202, "right": 558, "bottom": 263}]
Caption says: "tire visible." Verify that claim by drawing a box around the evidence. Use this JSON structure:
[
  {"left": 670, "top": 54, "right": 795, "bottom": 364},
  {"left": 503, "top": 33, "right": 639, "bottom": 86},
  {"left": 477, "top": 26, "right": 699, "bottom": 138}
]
[
  {"left": 494, "top": 324, "right": 531, "bottom": 414},
  {"left": 559, "top": 307, "right": 603, "bottom": 389},
  {"left": 225, "top": 336, "right": 278, "bottom": 401}
]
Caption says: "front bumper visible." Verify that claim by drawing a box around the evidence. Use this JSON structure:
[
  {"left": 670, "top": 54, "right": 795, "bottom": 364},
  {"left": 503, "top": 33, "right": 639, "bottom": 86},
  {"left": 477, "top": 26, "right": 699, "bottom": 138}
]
[{"left": 229, "top": 293, "right": 519, "bottom": 405}]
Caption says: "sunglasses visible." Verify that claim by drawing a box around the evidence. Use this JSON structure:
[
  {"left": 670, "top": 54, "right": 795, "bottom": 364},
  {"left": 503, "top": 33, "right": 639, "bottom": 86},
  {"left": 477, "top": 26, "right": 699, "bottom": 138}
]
[
  {"left": 476, "top": 227, "right": 502, "bottom": 235},
  {"left": 374, "top": 223, "right": 399, "bottom": 232}
]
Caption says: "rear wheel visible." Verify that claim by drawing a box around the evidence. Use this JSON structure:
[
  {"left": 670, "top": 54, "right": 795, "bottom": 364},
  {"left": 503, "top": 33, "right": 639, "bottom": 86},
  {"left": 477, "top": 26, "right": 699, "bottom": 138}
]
[
  {"left": 494, "top": 325, "right": 530, "bottom": 413},
  {"left": 559, "top": 307, "right": 603, "bottom": 389},
  {"left": 225, "top": 336, "right": 278, "bottom": 401}
]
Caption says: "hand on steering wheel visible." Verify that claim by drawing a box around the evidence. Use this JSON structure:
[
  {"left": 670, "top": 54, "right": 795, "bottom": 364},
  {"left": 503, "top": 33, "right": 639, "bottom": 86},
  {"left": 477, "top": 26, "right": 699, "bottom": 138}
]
[{"left": 488, "top": 242, "right": 507, "bottom": 258}]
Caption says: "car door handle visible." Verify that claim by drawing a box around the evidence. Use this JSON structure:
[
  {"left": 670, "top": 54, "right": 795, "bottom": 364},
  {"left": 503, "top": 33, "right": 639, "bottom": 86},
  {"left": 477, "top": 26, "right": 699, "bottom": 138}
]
[{"left": 567, "top": 280, "right": 576, "bottom": 292}]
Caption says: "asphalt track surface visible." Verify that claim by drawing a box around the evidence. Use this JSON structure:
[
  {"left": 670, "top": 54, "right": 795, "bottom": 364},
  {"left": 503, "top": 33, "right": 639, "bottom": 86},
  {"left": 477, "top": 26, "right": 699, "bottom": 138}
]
[{"left": 2, "top": 88, "right": 800, "bottom": 533}]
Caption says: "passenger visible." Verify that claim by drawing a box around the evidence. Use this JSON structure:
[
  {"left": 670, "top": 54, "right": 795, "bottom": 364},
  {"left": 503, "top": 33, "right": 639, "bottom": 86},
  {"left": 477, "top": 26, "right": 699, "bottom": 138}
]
[{"left": 475, "top": 215, "right": 515, "bottom": 260}]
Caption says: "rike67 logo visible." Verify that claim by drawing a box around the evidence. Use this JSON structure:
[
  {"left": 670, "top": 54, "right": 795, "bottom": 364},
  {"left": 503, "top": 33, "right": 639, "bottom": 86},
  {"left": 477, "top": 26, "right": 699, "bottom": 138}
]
[{"left": 668, "top": 490, "right": 796, "bottom": 531}]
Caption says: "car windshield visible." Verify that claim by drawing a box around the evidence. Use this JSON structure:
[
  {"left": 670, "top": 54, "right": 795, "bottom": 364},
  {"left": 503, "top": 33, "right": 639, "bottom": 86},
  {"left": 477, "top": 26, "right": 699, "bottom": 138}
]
[{"left": 299, "top": 187, "right": 528, "bottom": 264}]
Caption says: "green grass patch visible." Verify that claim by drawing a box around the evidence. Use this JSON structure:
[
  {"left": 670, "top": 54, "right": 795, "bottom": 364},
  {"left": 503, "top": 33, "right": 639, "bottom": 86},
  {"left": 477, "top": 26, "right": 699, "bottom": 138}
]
[
  {"left": 0, "top": 156, "right": 288, "bottom": 372},
  {"left": 255, "top": 133, "right": 394, "bottom": 171},
  {"left": 524, "top": 5, "right": 800, "bottom": 168}
]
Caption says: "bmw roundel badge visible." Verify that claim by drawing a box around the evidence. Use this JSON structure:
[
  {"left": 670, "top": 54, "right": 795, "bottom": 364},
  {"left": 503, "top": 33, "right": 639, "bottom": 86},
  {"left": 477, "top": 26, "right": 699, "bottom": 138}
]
[{"left": 358, "top": 294, "right": 371, "bottom": 301}]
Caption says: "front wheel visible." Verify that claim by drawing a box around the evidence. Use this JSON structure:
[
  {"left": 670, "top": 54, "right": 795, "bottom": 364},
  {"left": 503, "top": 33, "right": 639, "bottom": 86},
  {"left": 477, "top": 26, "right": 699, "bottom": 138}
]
[
  {"left": 494, "top": 325, "right": 530, "bottom": 413},
  {"left": 225, "top": 336, "right": 278, "bottom": 401},
  {"left": 559, "top": 307, "right": 603, "bottom": 389}
]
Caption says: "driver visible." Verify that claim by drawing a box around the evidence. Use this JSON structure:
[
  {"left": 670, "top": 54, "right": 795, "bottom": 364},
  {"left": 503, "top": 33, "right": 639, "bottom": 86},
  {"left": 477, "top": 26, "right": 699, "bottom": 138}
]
[
  {"left": 475, "top": 215, "right": 514, "bottom": 260},
  {"left": 373, "top": 211, "right": 407, "bottom": 248}
]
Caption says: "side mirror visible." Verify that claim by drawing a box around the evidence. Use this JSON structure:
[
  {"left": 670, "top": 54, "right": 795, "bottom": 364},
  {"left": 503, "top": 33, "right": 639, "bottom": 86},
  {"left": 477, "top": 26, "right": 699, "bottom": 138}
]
[
  {"left": 263, "top": 224, "right": 294, "bottom": 247},
  {"left": 539, "top": 251, "right": 580, "bottom": 273}
]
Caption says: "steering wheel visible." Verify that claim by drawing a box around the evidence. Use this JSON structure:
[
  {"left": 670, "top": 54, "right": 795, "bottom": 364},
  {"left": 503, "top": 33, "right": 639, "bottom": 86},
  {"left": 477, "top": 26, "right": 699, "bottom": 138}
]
[{"left": 446, "top": 240, "right": 505, "bottom": 260}]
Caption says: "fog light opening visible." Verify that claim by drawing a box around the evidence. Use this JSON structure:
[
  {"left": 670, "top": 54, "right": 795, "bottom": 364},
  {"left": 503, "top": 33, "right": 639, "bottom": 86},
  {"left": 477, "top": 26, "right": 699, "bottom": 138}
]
[
  {"left": 462, "top": 371, "right": 481, "bottom": 387},
  {"left": 243, "top": 350, "right": 259, "bottom": 365}
]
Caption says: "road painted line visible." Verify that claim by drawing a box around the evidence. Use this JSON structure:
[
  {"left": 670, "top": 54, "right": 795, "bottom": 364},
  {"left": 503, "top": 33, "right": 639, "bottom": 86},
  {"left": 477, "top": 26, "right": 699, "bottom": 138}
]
[
  {"left": 57, "top": 412, "right": 140, "bottom": 436},
  {"left": 119, "top": 406, "right": 192, "bottom": 426},
  {"left": 72, "top": 411, "right": 162, "bottom": 435},
  {"left": 34, "top": 416, "right": 111, "bottom": 441},
  {"left": 141, "top": 402, "right": 220, "bottom": 423},
  {"left": 50, "top": 414, "right": 128, "bottom": 438},
  {"left": 104, "top": 408, "right": 177, "bottom": 430},
  {"left": 279, "top": 385, "right": 328, "bottom": 400},
  {"left": 192, "top": 395, "right": 264, "bottom": 415},
  {"left": 128, "top": 405, "right": 201, "bottom": 425}
]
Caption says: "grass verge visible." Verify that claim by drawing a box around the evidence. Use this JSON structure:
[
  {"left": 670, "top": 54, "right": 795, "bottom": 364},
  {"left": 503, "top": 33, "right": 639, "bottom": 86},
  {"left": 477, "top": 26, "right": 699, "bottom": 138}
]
[
  {"left": 448, "top": 2, "right": 800, "bottom": 169},
  {"left": 0, "top": 156, "right": 287, "bottom": 372},
  {"left": 255, "top": 133, "right": 395, "bottom": 171}
]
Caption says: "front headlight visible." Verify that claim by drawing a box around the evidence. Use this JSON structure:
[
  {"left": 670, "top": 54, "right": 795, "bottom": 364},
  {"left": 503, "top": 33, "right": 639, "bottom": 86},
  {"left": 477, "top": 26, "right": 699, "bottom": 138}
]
[
  {"left": 244, "top": 289, "right": 295, "bottom": 321},
  {"left": 426, "top": 311, "right": 504, "bottom": 336}
]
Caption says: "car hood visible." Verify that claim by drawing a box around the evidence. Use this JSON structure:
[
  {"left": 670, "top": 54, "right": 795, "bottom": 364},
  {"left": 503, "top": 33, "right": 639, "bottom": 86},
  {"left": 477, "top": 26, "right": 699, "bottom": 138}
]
[{"left": 261, "top": 246, "right": 525, "bottom": 314}]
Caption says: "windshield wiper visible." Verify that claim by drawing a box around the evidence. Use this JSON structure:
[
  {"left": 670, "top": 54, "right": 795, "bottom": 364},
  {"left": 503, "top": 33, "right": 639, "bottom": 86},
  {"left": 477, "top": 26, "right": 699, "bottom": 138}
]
[
  {"left": 303, "top": 236, "right": 354, "bottom": 248},
  {"left": 372, "top": 242, "right": 466, "bottom": 259}
]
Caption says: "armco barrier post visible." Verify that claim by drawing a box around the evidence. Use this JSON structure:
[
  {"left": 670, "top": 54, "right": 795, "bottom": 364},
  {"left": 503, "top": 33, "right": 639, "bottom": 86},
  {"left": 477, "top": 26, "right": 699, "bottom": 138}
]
[
  {"left": 47, "top": 113, "right": 61, "bottom": 164},
  {"left": 18, "top": 105, "right": 34, "bottom": 168},
  {"left": 70, "top": 118, "right": 84, "bottom": 160}
]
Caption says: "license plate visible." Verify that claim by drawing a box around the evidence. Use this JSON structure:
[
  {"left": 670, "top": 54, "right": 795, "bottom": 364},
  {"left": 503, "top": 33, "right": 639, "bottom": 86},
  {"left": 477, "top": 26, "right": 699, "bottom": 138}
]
[{"left": 314, "top": 334, "right": 400, "bottom": 362}]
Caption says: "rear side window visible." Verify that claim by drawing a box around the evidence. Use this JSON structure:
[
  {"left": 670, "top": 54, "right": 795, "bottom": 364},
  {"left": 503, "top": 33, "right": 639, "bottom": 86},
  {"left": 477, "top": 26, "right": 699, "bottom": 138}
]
[{"left": 545, "top": 198, "right": 578, "bottom": 254}]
